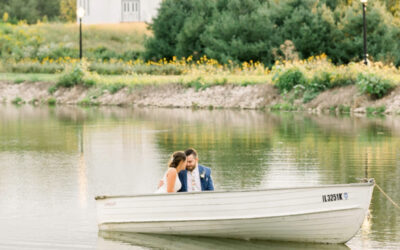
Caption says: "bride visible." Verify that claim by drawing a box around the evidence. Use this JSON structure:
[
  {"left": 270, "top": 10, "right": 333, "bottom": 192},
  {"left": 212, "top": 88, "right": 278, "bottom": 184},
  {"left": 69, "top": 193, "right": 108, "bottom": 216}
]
[{"left": 156, "top": 151, "right": 187, "bottom": 193}]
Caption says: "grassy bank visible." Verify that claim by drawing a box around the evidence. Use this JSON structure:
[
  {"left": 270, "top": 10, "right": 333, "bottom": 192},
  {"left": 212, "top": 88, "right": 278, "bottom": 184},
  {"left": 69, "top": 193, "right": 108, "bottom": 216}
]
[
  {"left": 1, "top": 21, "right": 399, "bottom": 105},
  {"left": 2, "top": 55, "right": 400, "bottom": 103},
  {"left": 0, "top": 73, "right": 59, "bottom": 82},
  {"left": 0, "top": 22, "right": 149, "bottom": 61},
  {"left": 0, "top": 72, "right": 267, "bottom": 87}
]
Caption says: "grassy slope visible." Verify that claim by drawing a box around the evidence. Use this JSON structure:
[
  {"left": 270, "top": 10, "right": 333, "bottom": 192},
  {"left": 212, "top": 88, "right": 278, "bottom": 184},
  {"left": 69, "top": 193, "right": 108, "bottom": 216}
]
[
  {"left": 7, "top": 22, "right": 150, "bottom": 53},
  {"left": 0, "top": 73, "right": 269, "bottom": 86},
  {"left": 0, "top": 73, "right": 59, "bottom": 82}
]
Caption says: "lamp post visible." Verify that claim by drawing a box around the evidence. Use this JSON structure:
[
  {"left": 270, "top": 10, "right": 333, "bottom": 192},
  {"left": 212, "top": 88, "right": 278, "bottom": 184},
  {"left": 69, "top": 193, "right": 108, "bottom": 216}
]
[
  {"left": 361, "top": 0, "right": 368, "bottom": 65},
  {"left": 77, "top": 7, "right": 85, "bottom": 60}
]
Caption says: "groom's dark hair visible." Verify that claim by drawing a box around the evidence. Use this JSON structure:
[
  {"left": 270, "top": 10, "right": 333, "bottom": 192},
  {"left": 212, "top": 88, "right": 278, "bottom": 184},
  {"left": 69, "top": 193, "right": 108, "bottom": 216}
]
[{"left": 184, "top": 148, "right": 198, "bottom": 158}]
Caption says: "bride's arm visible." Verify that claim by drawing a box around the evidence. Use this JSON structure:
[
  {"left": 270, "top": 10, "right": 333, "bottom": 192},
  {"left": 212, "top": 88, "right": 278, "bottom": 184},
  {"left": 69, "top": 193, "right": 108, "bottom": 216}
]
[
  {"left": 158, "top": 179, "right": 164, "bottom": 188},
  {"left": 166, "top": 168, "right": 177, "bottom": 193}
]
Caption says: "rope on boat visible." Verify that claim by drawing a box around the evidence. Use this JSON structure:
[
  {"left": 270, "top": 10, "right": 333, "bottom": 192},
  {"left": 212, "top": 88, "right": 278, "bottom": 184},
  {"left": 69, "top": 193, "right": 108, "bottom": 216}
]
[{"left": 375, "top": 183, "right": 400, "bottom": 211}]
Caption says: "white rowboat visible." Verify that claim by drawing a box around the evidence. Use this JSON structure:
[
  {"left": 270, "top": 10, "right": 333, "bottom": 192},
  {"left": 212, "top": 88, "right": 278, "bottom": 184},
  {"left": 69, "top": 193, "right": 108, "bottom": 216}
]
[{"left": 95, "top": 179, "right": 374, "bottom": 244}]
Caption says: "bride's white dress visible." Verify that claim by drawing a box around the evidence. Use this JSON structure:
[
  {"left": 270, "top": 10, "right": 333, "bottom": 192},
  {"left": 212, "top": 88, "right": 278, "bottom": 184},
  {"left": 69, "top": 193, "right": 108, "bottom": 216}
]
[{"left": 155, "top": 171, "right": 181, "bottom": 193}]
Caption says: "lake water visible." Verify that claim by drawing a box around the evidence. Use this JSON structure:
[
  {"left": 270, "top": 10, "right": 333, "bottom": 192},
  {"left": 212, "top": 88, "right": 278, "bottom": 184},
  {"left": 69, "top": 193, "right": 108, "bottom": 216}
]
[{"left": 0, "top": 105, "right": 399, "bottom": 249}]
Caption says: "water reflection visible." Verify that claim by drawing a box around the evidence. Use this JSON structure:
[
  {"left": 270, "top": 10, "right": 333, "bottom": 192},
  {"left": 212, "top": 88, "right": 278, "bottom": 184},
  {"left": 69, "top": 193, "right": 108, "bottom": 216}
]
[
  {"left": 98, "top": 231, "right": 350, "bottom": 250},
  {"left": 0, "top": 105, "right": 399, "bottom": 249}
]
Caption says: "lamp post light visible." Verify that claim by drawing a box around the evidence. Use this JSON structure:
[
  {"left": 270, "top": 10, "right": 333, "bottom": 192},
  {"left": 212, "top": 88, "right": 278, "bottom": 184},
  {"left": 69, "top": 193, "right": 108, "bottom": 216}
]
[
  {"left": 361, "top": 0, "right": 368, "bottom": 65},
  {"left": 77, "top": 7, "right": 85, "bottom": 60}
]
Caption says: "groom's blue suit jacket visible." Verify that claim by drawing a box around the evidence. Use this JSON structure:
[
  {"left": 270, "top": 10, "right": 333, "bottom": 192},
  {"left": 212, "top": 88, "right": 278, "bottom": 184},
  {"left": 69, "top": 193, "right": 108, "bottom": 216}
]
[{"left": 178, "top": 164, "right": 214, "bottom": 192}]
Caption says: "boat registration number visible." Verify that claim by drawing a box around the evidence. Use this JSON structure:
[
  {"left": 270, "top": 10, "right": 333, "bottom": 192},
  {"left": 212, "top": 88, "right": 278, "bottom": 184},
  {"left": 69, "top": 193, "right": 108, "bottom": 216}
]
[{"left": 322, "top": 192, "right": 348, "bottom": 202}]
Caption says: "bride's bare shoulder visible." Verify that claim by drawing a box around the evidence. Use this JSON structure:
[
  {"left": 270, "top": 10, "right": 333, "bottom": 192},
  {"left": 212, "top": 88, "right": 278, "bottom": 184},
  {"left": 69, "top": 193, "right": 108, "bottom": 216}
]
[{"left": 167, "top": 168, "right": 177, "bottom": 174}]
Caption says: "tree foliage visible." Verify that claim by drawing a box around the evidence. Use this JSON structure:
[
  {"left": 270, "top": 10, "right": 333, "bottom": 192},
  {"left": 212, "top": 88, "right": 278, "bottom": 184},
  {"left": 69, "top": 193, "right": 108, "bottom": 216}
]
[
  {"left": 0, "top": 0, "right": 63, "bottom": 23},
  {"left": 59, "top": 0, "right": 76, "bottom": 22},
  {"left": 146, "top": 0, "right": 400, "bottom": 66},
  {"left": 144, "top": 0, "right": 215, "bottom": 61},
  {"left": 202, "top": 0, "right": 275, "bottom": 64}
]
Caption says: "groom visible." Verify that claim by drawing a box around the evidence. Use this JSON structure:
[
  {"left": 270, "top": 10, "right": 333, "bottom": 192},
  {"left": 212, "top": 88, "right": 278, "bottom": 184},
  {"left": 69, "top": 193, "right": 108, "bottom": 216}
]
[{"left": 178, "top": 148, "right": 214, "bottom": 192}]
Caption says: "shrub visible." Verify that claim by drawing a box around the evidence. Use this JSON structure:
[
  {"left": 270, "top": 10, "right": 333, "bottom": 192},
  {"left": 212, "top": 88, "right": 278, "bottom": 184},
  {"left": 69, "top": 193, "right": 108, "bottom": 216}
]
[
  {"left": 329, "top": 72, "right": 356, "bottom": 88},
  {"left": 11, "top": 97, "right": 24, "bottom": 105},
  {"left": 133, "top": 64, "right": 184, "bottom": 75},
  {"left": 57, "top": 64, "right": 85, "bottom": 88},
  {"left": 78, "top": 97, "right": 99, "bottom": 106},
  {"left": 78, "top": 98, "right": 92, "bottom": 106},
  {"left": 213, "top": 77, "right": 228, "bottom": 86},
  {"left": 338, "top": 105, "right": 351, "bottom": 114},
  {"left": 240, "top": 81, "right": 258, "bottom": 87},
  {"left": 37, "top": 46, "right": 76, "bottom": 61},
  {"left": 29, "top": 98, "right": 39, "bottom": 105},
  {"left": 329, "top": 106, "right": 337, "bottom": 113},
  {"left": 9, "top": 61, "right": 64, "bottom": 74},
  {"left": 274, "top": 68, "right": 307, "bottom": 93},
  {"left": 366, "top": 106, "right": 386, "bottom": 115},
  {"left": 88, "top": 62, "right": 185, "bottom": 75},
  {"left": 48, "top": 85, "right": 57, "bottom": 94},
  {"left": 14, "top": 78, "right": 24, "bottom": 84},
  {"left": 91, "top": 47, "right": 141, "bottom": 61},
  {"left": 88, "top": 62, "right": 131, "bottom": 75},
  {"left": 309, "top": 71, "right": 356, "bottom": 92},
  {"left": 270, "top": 103, "right": 297, "bottom": 111},
  {"left": 47, "top": 98, "right": 56, "bottom": 106},
  {"left": 83, "top": 78, "right": 96, "bottom": 87},
  {"left": 185, "top": 77, "right": 210, "bottom": 91},
  {"left": 92, "top": 46, "right": 118, "bottom": 61},
  {"left": 105, "top": 83, "right": 126, "bottom": 94},
  {"left": 357, "top": 73, "right": 393, "bottom": 99},
  {"left": 302, "top": 90, "right": 320, "bottom": 103},
  {"left": 308, "top": 72, "right": 330, "bottom": 92},
  {"left": 119, "top": 50, "right": 141, "bottom": 61}
]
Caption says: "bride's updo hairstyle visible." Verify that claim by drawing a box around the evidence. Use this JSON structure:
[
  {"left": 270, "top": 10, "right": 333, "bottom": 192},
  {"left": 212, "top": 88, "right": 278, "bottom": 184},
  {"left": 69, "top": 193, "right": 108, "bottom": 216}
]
[{"left": 168, "top": 151, "right": 186, "bottom": 168}]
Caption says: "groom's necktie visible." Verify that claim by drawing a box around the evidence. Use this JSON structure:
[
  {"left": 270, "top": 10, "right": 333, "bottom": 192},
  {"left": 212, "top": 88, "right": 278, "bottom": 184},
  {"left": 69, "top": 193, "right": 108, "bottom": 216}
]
[{"left": 191, "top": 171, "right": 197, "bottom": 191}]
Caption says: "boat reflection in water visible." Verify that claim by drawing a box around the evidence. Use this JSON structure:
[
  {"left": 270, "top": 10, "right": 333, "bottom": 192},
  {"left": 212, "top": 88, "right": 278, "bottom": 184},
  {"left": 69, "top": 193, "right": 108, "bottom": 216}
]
[{"left": 98, "top": 231, "right": 350, "bottom": 250}]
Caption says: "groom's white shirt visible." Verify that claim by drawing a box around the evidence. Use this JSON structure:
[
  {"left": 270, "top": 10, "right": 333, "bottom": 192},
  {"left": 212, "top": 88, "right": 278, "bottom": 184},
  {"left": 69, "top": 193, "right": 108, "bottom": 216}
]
[{"left": 187, "top": 165, "right": 201, "bottom": 192}]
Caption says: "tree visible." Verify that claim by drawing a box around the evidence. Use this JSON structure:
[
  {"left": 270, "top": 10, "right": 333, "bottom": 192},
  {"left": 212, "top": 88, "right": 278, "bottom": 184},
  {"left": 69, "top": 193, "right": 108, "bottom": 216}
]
[
  {"left": 145, "top": 0, "right": 400, "bottom": 66},
  {"left": 4, "top": 0, "right": 39, "bottom": 24},
  {"left": 175, "top": 0, "right": 216, "bottom": 59},
  {"left": 60, "top": 0, "right": 76, "bottom": 22},
  {"left": 144, "top": 0, "right": 199, "bottom": 61},
  {"left": 334, "top": 1, "right": 400, "bottom": 64},
  {"left": 37, "top": 0, "right": 61, "bottom": 20},
  {"left": 202, "top": 0, "right": 276, "bottom": 64},
  {"left": 277, "top": 1, "right": 337, "bottom": 59}
]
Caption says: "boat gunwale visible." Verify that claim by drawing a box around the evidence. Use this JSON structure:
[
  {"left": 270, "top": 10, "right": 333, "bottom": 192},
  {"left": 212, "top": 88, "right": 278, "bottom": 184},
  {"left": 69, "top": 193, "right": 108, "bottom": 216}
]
[{"left": 95, "top": 179, "right": 374, "bottom": 200}]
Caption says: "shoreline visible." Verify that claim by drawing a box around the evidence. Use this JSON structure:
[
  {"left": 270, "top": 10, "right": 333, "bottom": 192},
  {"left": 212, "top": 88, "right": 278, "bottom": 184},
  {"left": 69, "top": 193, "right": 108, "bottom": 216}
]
[{"left": 1, "top": 81, "right": 400, "bottom": 115}]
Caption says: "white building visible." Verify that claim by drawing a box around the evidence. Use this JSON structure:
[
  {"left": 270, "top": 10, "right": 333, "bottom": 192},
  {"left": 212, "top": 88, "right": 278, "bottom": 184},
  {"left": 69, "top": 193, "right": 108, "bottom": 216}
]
[{"left": 76, "top": 0, "right": 162, "bottom": 24}]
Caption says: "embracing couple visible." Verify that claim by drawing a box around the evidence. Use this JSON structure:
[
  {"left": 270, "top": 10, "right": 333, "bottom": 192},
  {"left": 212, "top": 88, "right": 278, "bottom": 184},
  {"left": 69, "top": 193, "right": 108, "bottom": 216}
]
[{"left": 156, "top": 148, "right": 214, "bottom": 193}]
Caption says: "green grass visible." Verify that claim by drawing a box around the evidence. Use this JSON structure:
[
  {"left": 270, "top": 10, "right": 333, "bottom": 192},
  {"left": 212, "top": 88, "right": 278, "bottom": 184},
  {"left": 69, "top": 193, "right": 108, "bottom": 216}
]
[
  {"left": 270, "top": 103, "right": 298, "bottom": 111},
  {"left": 13, "top": 78, "right": 25, "bottom": 84},
  {"left": 0, "top": 73, "right": 268, "bottom": 87},
  {"left": 338, "top": 105, "right": 351, "bottom": 114},
  {"left": 366, "top": 106, "right": 386, "bottom": 115},
  {"left": 0, "top": 23, "right": 149, "bottom": 59},
  {"left": 92, "top": 74, "right": 268, "bottom": 86},
  {"left": 78, "top": 97, "right": 99, "bottom": 106},
  {"left": 11, "top": 96, "right": 24, "bottom": 105},
  {"left": 0, "top": 73, "right": 59, "bottom": 82}
]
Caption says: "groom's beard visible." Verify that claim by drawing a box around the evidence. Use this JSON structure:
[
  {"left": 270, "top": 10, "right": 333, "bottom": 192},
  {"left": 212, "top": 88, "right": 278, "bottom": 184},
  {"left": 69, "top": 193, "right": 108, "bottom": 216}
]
[{"left": 186, "top": 163, "right": 196, "bottom": 172}]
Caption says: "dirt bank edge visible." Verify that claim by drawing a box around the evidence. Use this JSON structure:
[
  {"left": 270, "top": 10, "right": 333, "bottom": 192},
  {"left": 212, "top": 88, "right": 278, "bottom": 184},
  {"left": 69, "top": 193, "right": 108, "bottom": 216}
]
[{"left": 1, "top": 81, "right": 400, "bottom": 114}]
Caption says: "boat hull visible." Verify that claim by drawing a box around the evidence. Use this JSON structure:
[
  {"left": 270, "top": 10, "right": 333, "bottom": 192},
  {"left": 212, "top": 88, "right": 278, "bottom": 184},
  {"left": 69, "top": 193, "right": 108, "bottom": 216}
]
[{"left": 96, "top": 180, "right": 374, "bottom": 244}]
